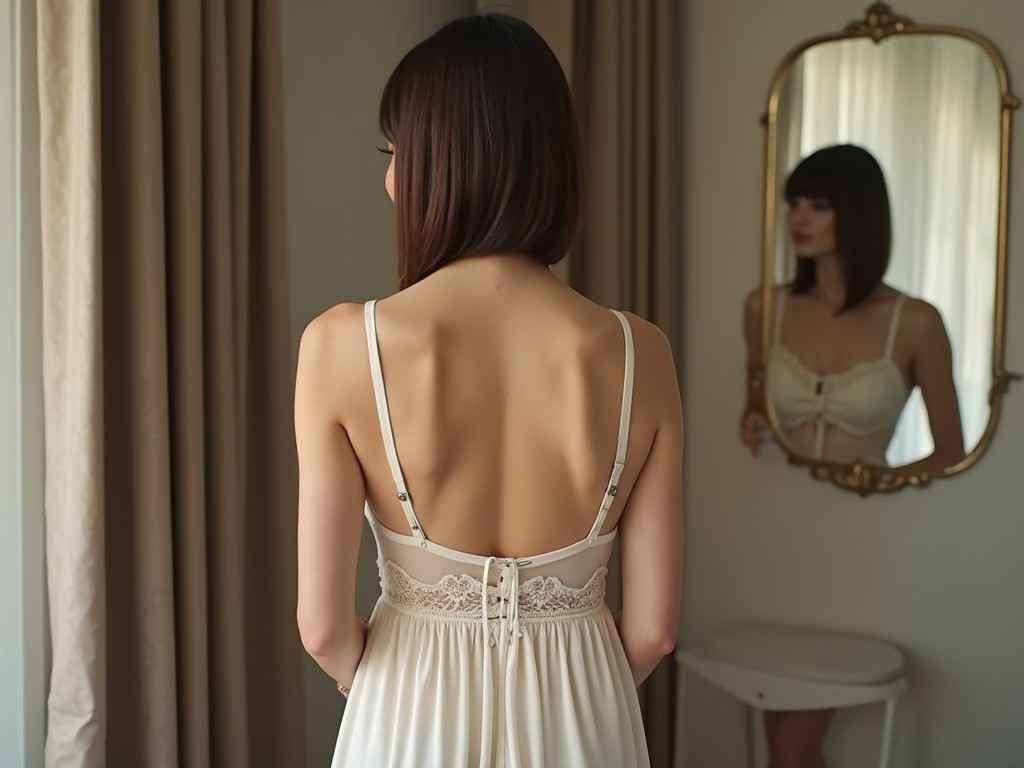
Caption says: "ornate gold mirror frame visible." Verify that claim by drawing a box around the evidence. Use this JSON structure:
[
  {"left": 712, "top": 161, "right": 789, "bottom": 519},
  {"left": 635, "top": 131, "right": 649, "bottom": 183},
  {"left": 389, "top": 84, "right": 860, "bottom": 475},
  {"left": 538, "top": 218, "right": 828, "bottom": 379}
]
[{"left": 757, "top": 2, "right": 1021, "bottom": 495}]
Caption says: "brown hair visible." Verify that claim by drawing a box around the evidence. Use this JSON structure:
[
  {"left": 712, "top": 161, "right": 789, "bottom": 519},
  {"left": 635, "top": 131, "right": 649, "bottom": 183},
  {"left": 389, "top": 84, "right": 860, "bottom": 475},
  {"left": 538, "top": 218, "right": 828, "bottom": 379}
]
[
  {"left": 379, "top": 13, "right": 582, "bottom": 289},
  {"left": 785, "top": 144, "right": 892, "bottom": 312}
]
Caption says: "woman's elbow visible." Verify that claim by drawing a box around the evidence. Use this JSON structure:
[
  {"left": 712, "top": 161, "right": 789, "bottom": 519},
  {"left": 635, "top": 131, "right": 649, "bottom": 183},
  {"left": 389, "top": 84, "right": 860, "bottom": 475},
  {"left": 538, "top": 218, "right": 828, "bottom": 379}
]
[
  {"left": 652, "top": 627, "right": 678, "bottom": 657},
  {"left": 628, "top": 622, "right": 678, "bottom": 658},
  {"left": 297, "top": 608, "right": 337, "bottom": 657}
]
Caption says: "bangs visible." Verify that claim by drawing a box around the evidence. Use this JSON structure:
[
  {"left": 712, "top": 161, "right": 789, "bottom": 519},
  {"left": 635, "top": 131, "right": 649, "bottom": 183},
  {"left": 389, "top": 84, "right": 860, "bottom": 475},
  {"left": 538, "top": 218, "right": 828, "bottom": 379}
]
[
  {"left": 784, "top": 143, "right": 892, "bottom": 311},
  {"left": 784, "top": 173, "right": 839, "bottom": 206}
]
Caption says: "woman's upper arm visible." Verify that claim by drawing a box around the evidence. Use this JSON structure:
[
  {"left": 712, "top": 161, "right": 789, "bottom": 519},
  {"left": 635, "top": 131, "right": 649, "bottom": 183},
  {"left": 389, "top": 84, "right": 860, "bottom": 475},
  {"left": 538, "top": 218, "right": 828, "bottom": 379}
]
[
  {"left": 294, "top": 307, "right": 368, "bottom": 645},
  {"left": 742, "top": 288, "right": 766, "bottom": 410},
  {"left": 743, "top": 288, "right": 763, "bottom": 369},
  {"left": 618, "top": 323, "right": 683, "bottom": 645},
  {"left": 910, "top": 302, "right": 965, "bottom": 462}
]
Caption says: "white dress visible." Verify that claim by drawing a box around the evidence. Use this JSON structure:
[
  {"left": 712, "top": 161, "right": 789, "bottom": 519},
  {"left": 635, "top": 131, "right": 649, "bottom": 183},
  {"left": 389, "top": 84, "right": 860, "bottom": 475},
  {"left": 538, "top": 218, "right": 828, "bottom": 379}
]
[{"left": 330, "top": 301, "right": 650, "bottom": 768}]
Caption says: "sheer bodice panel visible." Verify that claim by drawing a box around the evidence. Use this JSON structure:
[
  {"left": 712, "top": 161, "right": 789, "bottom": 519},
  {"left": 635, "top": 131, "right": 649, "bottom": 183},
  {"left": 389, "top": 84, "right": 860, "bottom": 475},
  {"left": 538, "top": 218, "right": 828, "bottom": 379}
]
[{"left": 368, "top": 510, "right": 614, "bottom": 620}]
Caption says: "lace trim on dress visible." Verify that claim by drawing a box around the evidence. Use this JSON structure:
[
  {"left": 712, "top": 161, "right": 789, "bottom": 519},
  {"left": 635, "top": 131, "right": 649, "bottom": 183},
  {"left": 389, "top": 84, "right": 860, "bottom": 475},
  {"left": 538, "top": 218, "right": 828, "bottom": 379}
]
[{"left": 380, "top": 560, "right": 608, "bottom": 620}]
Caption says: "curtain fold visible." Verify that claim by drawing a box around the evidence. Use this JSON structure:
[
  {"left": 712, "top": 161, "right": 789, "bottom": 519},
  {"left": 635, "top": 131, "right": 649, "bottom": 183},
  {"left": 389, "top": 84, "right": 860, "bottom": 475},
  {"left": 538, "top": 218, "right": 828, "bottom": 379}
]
[
  {"left": 37, "top": 2, "right": 106, "bottom": 765},
  {"left": 565, "top": 0, "right": 681, "bottom": 352},
  {"left": 39, "top": 1, "right": 302, "bottom": 765},
  {"left": 524, "top": 1, "right": 682, "bottom": 765}
]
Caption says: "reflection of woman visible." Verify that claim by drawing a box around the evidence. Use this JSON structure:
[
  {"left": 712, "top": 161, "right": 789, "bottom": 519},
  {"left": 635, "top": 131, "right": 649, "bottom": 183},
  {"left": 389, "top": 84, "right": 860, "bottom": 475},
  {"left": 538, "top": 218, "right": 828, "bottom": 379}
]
[
  {"left": 295, "top": 15, "right": 683, "bottom": 767},
  {"left": 740, "top": 145, "right": 965, "bottom": 766},
  {"left": 742, "top": 144, "right": 965, "bottom": 469}
]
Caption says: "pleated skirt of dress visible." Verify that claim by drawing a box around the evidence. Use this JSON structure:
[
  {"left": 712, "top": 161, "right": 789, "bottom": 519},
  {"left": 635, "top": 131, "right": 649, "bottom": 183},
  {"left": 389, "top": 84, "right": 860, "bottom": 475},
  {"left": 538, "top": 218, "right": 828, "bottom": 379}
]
[{"left": 330, "top": 600, "right": 650, "bottom": 768}]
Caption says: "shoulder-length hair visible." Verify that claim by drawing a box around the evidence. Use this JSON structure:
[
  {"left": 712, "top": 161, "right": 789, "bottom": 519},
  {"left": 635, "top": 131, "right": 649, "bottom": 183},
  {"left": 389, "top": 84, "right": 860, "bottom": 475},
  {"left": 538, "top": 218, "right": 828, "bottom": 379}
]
[
  {"left": 379, "top": 13, "right": 582, "bottom": 289},
  {"left": 784, "top": 144, "right": 892, "bottom": 312}
]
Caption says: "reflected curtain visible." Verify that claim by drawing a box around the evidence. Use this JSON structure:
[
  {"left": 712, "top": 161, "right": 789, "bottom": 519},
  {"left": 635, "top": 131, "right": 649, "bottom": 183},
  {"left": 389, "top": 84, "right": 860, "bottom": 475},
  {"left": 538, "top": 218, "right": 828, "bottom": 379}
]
[
  {"left": 524, "top": 1, "right": 682, "bottom": 765},
  {"left": 775, "top": 37, "right": 999, "bottom": 465},
  {"left": 37, "top": 1, "right": 302, "bottom": 766}
]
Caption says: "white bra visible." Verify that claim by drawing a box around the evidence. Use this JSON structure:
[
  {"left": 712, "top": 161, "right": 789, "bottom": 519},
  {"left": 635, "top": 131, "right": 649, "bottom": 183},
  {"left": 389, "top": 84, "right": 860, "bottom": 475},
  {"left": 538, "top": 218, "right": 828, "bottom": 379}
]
[{"left": 767, "top": 290, "right": 911, "bottom": 461}]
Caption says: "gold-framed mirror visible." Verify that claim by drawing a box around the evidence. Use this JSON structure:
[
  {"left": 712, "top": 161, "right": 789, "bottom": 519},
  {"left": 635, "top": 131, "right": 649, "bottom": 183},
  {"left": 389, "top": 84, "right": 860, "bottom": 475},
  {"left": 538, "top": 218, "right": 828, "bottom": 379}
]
[{"left": 754, "top": 3, "right": 1021, "bottom": 494}]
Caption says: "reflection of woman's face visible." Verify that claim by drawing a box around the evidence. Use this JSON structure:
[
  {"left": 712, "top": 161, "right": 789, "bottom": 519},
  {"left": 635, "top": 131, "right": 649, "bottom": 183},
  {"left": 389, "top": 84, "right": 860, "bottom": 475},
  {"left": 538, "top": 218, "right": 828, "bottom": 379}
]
[{"left": 787, "top": 196, "right": 836, "bottom": 259}]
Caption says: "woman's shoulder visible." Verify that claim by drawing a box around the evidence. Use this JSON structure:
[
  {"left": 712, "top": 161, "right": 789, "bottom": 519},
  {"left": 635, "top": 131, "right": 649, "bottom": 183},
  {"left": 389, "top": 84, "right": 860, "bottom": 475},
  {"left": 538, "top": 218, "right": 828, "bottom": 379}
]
[
  {"left": 596, "top": 308, "right": 675, "bottom": 376},
  {"left": 891, "top": 292, "right": 950, "bottom": 344},
  {"left": 612, "top": 308, "right": 667, "bottom": 344},
  {"left": 601, "top": 310, "right": 680, "bottom": 409},
  {"left": 297, "top": 302, "right": 369, "bottom": 380},
  {"left": 743, "top": 283, "right": 791, "bottom": 315},
  {"left": 893, "top": 292, "right": 944, "bottom": 323},
  {"left": 294, "top": 303, "right": 373, "bottom": 419},
  {"left": 301, "top": 302, "right": 367, "bottom": 347}
]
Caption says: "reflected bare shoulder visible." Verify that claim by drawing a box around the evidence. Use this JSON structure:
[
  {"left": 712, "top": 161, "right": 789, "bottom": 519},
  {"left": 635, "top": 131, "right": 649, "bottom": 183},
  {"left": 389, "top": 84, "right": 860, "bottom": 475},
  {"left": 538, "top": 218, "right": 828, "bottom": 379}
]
[{"left": 900, "top": 296, "right": 951, "bottom": 348}]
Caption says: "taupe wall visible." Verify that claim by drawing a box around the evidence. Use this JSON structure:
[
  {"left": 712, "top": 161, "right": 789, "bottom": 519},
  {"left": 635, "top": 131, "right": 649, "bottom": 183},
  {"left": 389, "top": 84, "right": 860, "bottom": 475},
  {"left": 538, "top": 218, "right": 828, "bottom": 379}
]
[
  {"left": 280, "top": 2, "right": 473, "bottom": 765},
  {"left": 678, "top": 1, "right": 1024, "bottom": 766}
]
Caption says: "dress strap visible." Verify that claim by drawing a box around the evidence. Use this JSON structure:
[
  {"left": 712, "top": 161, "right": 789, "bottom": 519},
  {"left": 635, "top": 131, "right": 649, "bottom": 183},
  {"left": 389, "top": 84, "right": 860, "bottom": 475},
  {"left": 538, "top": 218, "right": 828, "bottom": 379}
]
[
  {"left": 587, "top": 310, "right": 635, "bottom": 543},
  {"left": 364, "top": 300, "right": 427, "bottom": 542},
  {"left": 884, "top": 294, "right": 907, "bottom": 359}
]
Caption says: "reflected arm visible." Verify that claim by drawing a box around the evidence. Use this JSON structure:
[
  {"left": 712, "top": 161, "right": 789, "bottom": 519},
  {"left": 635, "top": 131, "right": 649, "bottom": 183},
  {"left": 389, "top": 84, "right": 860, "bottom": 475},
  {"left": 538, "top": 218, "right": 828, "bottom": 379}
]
[
  {"left": 740, "top": 288, "right": 770, "bottom": 455},
  {"left": 903, "top": 301, "right": 966, "bottom": 472}
]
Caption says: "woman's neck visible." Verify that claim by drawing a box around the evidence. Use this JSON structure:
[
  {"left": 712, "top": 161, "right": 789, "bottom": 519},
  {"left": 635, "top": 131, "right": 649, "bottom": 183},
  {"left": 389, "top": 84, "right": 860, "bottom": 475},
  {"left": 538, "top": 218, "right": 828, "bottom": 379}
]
[
  {"left": 430, "top": 252, "right": 557, "bottom": 288},
  {"left": 810, "top": 255, "right": 847, "bottom": 310}
]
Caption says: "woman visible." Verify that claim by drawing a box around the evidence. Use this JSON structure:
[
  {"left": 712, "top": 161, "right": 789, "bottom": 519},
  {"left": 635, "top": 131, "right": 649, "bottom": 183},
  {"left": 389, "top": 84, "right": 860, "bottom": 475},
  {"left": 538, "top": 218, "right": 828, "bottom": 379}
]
[
  {"left": 739, "top": 145, "right": 964, "bottom": 767},
  {"left": 295, "top": 14, "right": 683, "bottom": 767},
  {"left": 742, "top": 144, "right": 964, "bottom": 470}
]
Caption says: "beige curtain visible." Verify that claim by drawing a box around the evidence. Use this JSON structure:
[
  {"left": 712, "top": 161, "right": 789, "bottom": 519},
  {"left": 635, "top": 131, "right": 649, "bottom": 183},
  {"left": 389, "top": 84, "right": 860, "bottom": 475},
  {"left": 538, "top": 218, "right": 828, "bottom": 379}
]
[
  {"left": 37, "top": 2, "right": 105, "bottom": 764},
  {"left": 524, "top": 1, "right": 681, "bottom": 765},
  {"left": 38, "top": 1, "right": 302, "bottom": 766}
]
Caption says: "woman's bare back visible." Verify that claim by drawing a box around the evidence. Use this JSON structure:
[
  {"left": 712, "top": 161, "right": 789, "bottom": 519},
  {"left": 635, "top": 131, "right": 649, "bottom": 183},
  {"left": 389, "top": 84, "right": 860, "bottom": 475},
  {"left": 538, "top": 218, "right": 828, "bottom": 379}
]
[{"left": 327, "top": 255, "right": 669, "bottom": 558}]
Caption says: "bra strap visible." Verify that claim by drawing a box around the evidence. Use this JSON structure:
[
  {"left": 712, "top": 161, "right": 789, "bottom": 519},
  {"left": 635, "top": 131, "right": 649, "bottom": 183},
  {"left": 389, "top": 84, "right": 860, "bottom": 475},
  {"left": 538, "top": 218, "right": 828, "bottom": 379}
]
[
  {"left": 588, "top": 310, "right": 635, "bottom": 543},
  {"left": 364, "top": 300, "right": 427, "bottom": 541},
  {"left": 884, "top": 294, "right": 907, "bottom": 359}
]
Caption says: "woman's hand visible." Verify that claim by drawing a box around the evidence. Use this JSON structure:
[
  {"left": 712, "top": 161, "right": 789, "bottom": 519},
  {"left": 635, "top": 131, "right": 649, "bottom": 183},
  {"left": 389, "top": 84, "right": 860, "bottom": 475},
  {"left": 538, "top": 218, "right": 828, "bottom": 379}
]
[
  {"left": 739, "top": 407, "right": 769, "bottom": 457},
  {"left": 335, "top": 617, "right": 371, "bottom": 697}
]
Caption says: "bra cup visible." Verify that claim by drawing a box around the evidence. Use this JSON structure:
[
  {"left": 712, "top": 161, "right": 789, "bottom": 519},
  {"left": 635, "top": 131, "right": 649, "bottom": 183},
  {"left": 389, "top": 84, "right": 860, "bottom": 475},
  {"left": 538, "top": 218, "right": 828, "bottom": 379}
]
[{"left": 768, "top": 346, "right": 910, "bottom": 437}]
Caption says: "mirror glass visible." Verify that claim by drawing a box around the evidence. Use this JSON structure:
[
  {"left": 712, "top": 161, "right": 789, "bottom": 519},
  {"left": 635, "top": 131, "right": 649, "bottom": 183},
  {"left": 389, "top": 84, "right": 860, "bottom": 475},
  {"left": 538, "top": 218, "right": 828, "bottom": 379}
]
[{"left": 769, "top": 34, "right": 1001, "bottom": 468}]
